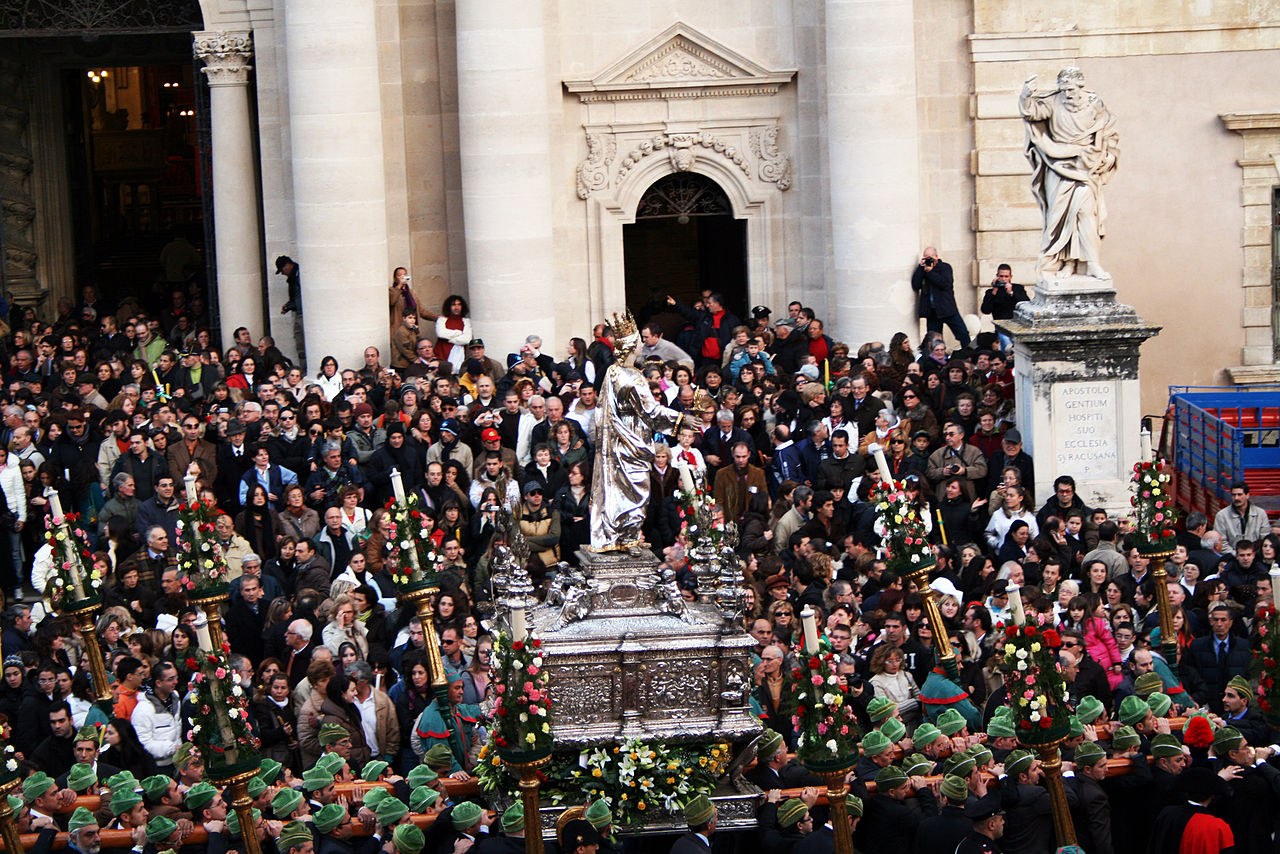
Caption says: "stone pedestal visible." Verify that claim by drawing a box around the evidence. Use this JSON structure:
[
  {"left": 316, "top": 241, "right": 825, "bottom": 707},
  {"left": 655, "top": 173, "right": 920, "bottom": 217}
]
[{"left": 998, "top": 276, "right": 1160, "bottom": 513}]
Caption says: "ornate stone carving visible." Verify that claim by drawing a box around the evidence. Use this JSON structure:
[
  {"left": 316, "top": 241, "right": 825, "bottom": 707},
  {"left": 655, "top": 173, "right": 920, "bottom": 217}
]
[
  {"left": 623, "top": 36, "right": 734, "bottom": 83},
  {"left": 751, "top": 126, "right": 793, "bottom": 191},
  {"left": 615, "top": 133, "right": 749, "bottom": 183},
  {"left": 193, "top": 31, "right": 254, "bottom": 88},
  {"left": 575, "top": 132, "right": 615, "bottom": 199}
]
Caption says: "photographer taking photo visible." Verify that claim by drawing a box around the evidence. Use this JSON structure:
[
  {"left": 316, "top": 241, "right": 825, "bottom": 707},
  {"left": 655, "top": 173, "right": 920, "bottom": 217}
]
[{"left": 910, "top": 246, "right": 971, "bottom": 349}]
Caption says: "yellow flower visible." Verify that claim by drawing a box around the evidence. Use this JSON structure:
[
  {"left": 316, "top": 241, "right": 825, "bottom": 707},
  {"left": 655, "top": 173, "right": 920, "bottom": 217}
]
[
  {"left": 667, "top": 777, "right": 675, "bottom": 784},
  {"left": 637, "top": 801, "right": 646, "bottom": 811},
  {"left": 592, "top": 768, "right": 603, "bottom": 778}
]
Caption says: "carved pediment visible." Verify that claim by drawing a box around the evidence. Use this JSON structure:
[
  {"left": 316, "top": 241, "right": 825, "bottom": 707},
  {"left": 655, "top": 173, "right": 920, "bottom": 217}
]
[{"left": 565, "top": 22, "right": 795, "bottom": 102}]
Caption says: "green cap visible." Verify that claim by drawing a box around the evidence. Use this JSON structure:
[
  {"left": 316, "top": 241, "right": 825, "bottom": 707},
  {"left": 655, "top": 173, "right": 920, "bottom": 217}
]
[
  {"left": 1133, "top": 672, "right": 1164, "bottom": 697},
  {"left": 1004, "top": 749, "right": 1034, "bottom": 777},
  {"left": 452, "top": 801, "right": 484, "bottom": 830},
  {"left": 66, "top": 763, "right": 97, "bottom": 793},
  {"left": 777, "top": 798, "right": 809, "bottom": 828},
  {"left": 913, "top": 722, "right": 943, "bottom": 747},
  {"left": 844, "top": 794, "right": 863, "bottom": 818},
  {"left": 903, "top": 753, "right": 932, "bottom": 776},
  {"left": 227, "top": 807, "right": 262, "bottom": 838},
  {"left": 1227, "top": 675, "right": 1252, "bottom": 699},
  {"left": 74, "top": 724, "right": 102, "bottom": 745},
  {"left": 1074, "top": 741, "right": 1106, "bottom": 767},
  {"left": 407, "top": 764, "right": 439, "bottom": 787},
  {"left": 173, "top": 742, "right": 199, "bottom": 770},
  {"left": 109, "top": 788, "right": 142, "bottom": 816},
  {"left": 315, "top": 752, "right": 346, "bottom": 776},
  {"left": 1148, "top": 692, "right": 1172, "bottom": 718},
  {"left": 682, "top": 794, "right": 715, "bottom": 827},
  {"left": 141, "top": 774, "right": 171, "bottom": 802},
  {"left": 394, "top": 823, "right": 426, "bottom": 854},
  {"left": 409, "top": 786, "right": 439, "bottom": 813},
  {"left": 376, "top": 797, "right": 409, "bottom": 826},
  {"left": 1067, "top": 716, "right": 1084, "bottom": 738},
  {"left": 314, "top": 803, "right": 347, "bottom": 835},
  {"left": 867, "top": 696, "right": 896, "bottom": 723},
  {"left": 1151, "top": 734, "right": 1184, "bottom": 759},
  {"left": 4, "top": 796, "right": 19, "bottom": 815},
  {"left": 862, "top": 730, "right": 892, "bottom": 757},
  {"left": 363, "top": 788, "right": 391, "bottom": 809},
  {"left": 1118, "top": 694, "right": 1151, "bottom": 726},
  {"left": 318, "top": 722, "right": 349, "bottom": 746},
  {"left": 757, "top": 729, "right": 785, "bottom": 761},
  {"left": 361, "top": 760, "right": 389, "bottom": 782},
  {"left": 272, "top": 787, "right": 304, "bottom": 818},
  {"left": 1075, "top": 695, "right": 1105, "bottom": 724},
  {"left": 501, "top": 802, "right": 524, "bottom": 832},
  {"left": 68, "top": 806, "right": 97, "bottom": 833},
  {"left": 880, "top": 717, "right": 906, "bottom": 744},
  {"left": 970, "top": 744, "right": 993, "bottom": 768},
  {"left": 258, "top": 759, "right": 284, "bottom": 785},
  {"left": 246, "top": 776, "right": 268, "bottom": 799},
  {"left": 301, "top": 767, "right": 335, "bottom": 792},
  {"left": 278, "top": 821, "right": 314, "bottom": 853},
  {"left": 1112, "top": 725, "right": 1140, "bottom": 752},
  {"left": 184, "top": 782, "right": 218, "bottom": 812},
  {"left": 943, "top": 752, "right": 976, "bottom": 778},
  {"left": 987, "top": 716, "right": 1016, "bottom": 739},
  {"left": 423, "top": 744, "right": 454, "bottom": 771},
  {"left": 875, "top": 765, "right": 908, "bottom": 788},
  {"left": 936, "top": 709, "right": 967, "bottom": 736},
  {"left": 1214, "top": 726, "right": 1245, "bottom": 754},
  {"left": 146, "top": 815, "right": 178, "bottom": 844},
  {"left": 940, "top": 775, "right": 969, "bottom": 801},
  {"left": 584, "top": 800, "right": 612, "bottom": 829},
  {"left": 105, "top": 770, "right": 138, "bottom": 793},
  {"left": 21, "top": 772, "right": 54, "bottom": 805}
]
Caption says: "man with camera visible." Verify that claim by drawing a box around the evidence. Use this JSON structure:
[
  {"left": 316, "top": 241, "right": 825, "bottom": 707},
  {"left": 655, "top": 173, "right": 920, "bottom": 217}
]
[
  {"left": 910, "top": 246, "right": 971, "bottom": 348},
  {"left": 925, "top": 421, "right": 988, "bottom": 500},
  {"left": 979, "top": 264, "right": 1030, "bottom": 352}
]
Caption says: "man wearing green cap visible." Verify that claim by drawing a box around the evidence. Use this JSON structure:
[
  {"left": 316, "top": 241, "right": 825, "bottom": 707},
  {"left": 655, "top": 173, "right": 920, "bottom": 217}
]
[
  {"left": 1071, "top": 741, "right": 1113, "bottom": 854},
  {"left": 1212, "top": 724, "right": 1280, "bottom": 851},
  {"left": 174, "top": 742, "right": 204, "bottom": 789},
  {"left": 23, "top": 771, "right": 70, "bottom": 828},
  {"left": 913, "top": 722, "right": 950, "bottom": 771},
  {"left": 273, "top": 786, "right": 309, "bottom": 821},
  {"left": 1213, "top": 674, "right": 1271, "bottom": 745},
  {"left": 861, "top": 765, "right": 937, "bottom": 850},
  {"left": 394, "top": 823, "right": 427, "bottom": 854},
  {"left": 478, "top": 803, "right": 525, "bottom": 854},
  {"left": 853, "top": 729, "right": 896, "bottom": 782},
  {"left": 58, "top": 724, "right": 118, "bottom": 793},
  {"left": 278, "top": 819, "right": 315, "bottom": 854},
  {"left": 581, "top": 800, "right": 622, "bottom": 854},
  {"left": 409, "top": 786, "right": 442, "bottom": 816},
  {"left": 916, "top": 775, "right": 974, "bottom": 854},
  {"left": 449, "top": 800, "right": 491, "bottom": 854},
  {"left": 66, "top": 806, "right": 100, "bottom": 854},
  {"left": 762, "top": 792, "right": 815, "bottom": 854},
  {"left": 302, "top": 766, "right": 337, "bottom": 813},
  {"left": 314, "top": 801, "right": 355, "bottom": 852},
  {"left": 747, "top": 729, "right": 821, "bottom": 791},
  {"left": 145, "top": 813, "right": 183, "bottom": 849},
  {"left": 1001, "top": 748, "right": 1074, "bottom": 853},
  {"left": 140, "top": 774, "right": 189, "bottom": 822},
  {"left": 983, "top": 716, "right": 1019, "bottom": 764},
  {"left": 185, "top": 780, "right": 228, "bottom": 827},
  {"left": 672, "top": 793, "right": 716, "bottom": 854}
]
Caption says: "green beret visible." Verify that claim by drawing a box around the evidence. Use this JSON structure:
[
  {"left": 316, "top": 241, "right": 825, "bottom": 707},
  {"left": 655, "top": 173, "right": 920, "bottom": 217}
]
[
  {"left": 110, "top": 788, "right": 143, "bottom": 816},
  {"left": 318, "top": 722, "right": 350, "bottom": 746},
  {"left": 361, "top": 760, "right": 389, "bottom": 782},
  {"left": 273, "top": 786, "right": 304, "bottom": 817},
  {"left": 913, "top": 722, "right": 943, "bottom": 747},
  {"left": 407, "top": 764, "right": 439, "bottom": 787},
  {"left": 66, "top": 763, "right": 97, "bottom": 793},
  {"left": 757, "top": 729, "right": 785, "bottom": 761},
  {"left": 410, "top": 786, "right": 439, "bottom": 813},
  {"left": 227, "top": 807, "right": 262, "bottom": 838},
  {"left": 1067, "top": 716, "right": 1084, "bottom": 738},
  {"left": 991, "top": 705, "right": 1014, "bottom": 722},
  {"left": 880, "top": 717, "right": 906, "bottom": 744},
  {"left": 936, "top": 709, "right": 967, "bottom": 736},
  {"left": 987, "top": 717, "right": 1016, "bottom": 739},
  {"left": 501, "top": 802, "right": 524, "bottom": 833},
  {"left": 1214, "top": 726, "right": 1245, "bottom": 754},
  {"left": 394, "top": 823, "right": 426, "bottom": 854},
  {"left": 1074, "top": 742, "right": 1106, "bottom": 767},
  {"left": 4, "top": 796, "right": 19, "bottom": 816},
  {"left": 1118, "top": 694, "right": 1151, "bottom": 726},
  {"left": 315, "top": 753, "right": 346, "bottom": 776},
  {"left": 970, "top": 745, "right": 993, "bottom": 767},
  {"left": 1004, "top": 749, "right": 1034, "bottom": 777},
  {"left": 376, "top": 797, "right": 409, "bottom": 826},
  {"left": 584, "top": 799, "right": 612, "bottom": 829},
  {"left": 1133, "top": 672, "right": 1164, "bottom": 698},
  {"left": 314, "top": 802, "right": 347, "bottom": 835},
  {"left": 173, "top": 742, "right": 199, "bottom": 770},
  {"left": 301, "top": 767, "right": 335, "bottom": 793},
  {"left": 1112, "top": 725, "right": 1141, "bottom": 751},
  {"left": 940, "top": 775, "right": 969, "bottom": 802},
  {"left": 258, "top": 759, "right": 284, "bottom": 784},
  {"left": 452, "top": 800, "right": 485, "bottom": 830},
  {"left": 1075, "top": 695, "right": 1105, "bottom": 724},
  {"left": 867, "top": 696, "right": 896, "bottom": 723},
  {"left": 22, "top": 772, "right": 54, "bottom": 805},
  {"left": 146, "top": 815, "right": 178, "bottom": 844},
  {"left": 68, "top": 806, "right": 97, "bottom": 833},
  {"left": 862, "top": 730, "right": 892, "bottom": 757},
  {"left": 1148, "top": 692, "right": 1172, "bottom": 718},
  {"left": 777, "top": 798, "right": 809, "bottom": 828},
  {"left": 681, "top": 794, "right": 715, "bottom": 827},
  {"left": 943, "top": 752, "right": 976, "bottom": 778},
  {"left": 875, "top": 765, "right": 908, "bottom": 788},
  {"left": 104, "top": 771, "right": 138, "bottom": 795},
  {"left": 903, "top": 753, "right": 932, "bottom": 777},
  {"left": 184, "top": 782, "right": 218, "bottom": 812},
  {"left": 1151, "top": 734, "right": 1184, "bottom": 759},
  {"left": 278, "top": 821, "right": 314, "bottom": 853},
  {"left": 74, "top": 724, "right": 102, "bottom": 745},
  {"left": 1227, "top": 675, "right": 1252, "bottom": 699},
  {"left": 363, "top": 787, "right": 390, "bottom": 809},
  {"left": 246, "top": 776, "right": 268, "bottom": 799},
  {"left": 141, "top": 774, "right": 171, "bottom": 802},
  {"left": 424, "top": 744, "right": 455, "bottom": 772},
  {"left": 844, "top": 794, "right": 863, "bottom": 818}
]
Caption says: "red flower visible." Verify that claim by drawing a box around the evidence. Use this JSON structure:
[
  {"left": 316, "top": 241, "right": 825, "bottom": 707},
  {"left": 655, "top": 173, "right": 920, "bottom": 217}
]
[
  {"left": 1023, "top": 626, "right": 1037, "bottom": 637},
  {"left": 1042, "top": 629, "right": 1062, "bottom": 648},
  {"left": 1020, "top": 720, "right": 1032, "bottom": 730},
  {"left": 1262, "top": 699, "right": 1272, "bottom": 712},
  {"left": 531, "top": 638, "right": 542, "bottom": 649},
  {"left": 512, "top": 640, "right": 525, "bottom": 651},
  {"left": 809, "top": 657, "right": 821, "bottom": 669},
  {"left": 1006, "top": 626, "right": 1019, "bottom": 638},
  {"left": 185, "top": 657, "right": 199, "bottom": 670},
  {"left": 1039, "top": 717, "right": 1052, "bottom": 729},
  {"left": 1184, "top": 715, "right": 1214, "bottom": 749}
]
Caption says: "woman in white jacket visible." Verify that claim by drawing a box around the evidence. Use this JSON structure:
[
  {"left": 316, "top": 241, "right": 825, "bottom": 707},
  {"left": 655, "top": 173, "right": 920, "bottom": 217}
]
[
  {"left": 322, "top": 593, "right": 369, "bottom": 659},
  {"left": 984, "top": 485, "right": 1038, "bottom": 551}
]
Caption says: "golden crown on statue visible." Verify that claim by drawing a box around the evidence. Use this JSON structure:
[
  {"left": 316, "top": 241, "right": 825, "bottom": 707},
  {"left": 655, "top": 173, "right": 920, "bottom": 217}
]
[{"left": 610, "top": 309, "right": 638, "bottom": 340}]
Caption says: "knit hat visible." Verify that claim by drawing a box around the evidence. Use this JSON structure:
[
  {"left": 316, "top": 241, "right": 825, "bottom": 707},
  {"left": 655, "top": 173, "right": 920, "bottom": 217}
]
[
  {"left": 246, "top": 776, "right": 268, "bottom": 799},
  {"left": 145, "top": 815, "right": 178, "bottom": 844},
  {"left": 318, "top": 722, "right": 349, "bottom": 746},
  {"left": 141, "top": 774, "right": 171, "bottom": 802},
  {"left": 845, "top": 794, "right": 864, "bottom": 818},
  {"left": 987, "top": 716, "right": 1016, "bottom": 739},
  {"left": 66, "top": 763, "right": 97, "bottom": 793},
  {"left": 501, "top": 803, "right": 524, "bottom": 833},
  {"left": 1075, "top": 695, "right": 1105, "bottom": 724},
  {"left": 68, "top": 806, "right": 97, "bottom": 833},
  {"left": 757, "top": 729, "right": 785, "bottom": 761},
  {"left": 1227, "top": 675, "right": 1252, "bottom": 698},
  {"left": 777, "top": 798, "right": 809, "bottom": 828},
  {"left": 1004, "top": 749, "right": 1034, "bottom": 777},
  {"left": 258, "top": 758, "right": 284, "bottom": 784},
  {"left": 452, "top": 801, "right": 485, "bottom": 830},
  {"left": 867, "top": 696, "right": 896, "bottom": 723},
  {"left": 584, "top": 800, "right": 612, "bottom": 829},
  {"left": 1148, "top": 692, "right": 1172, "bottom": 718},
  {"left": 682, "top": 794, "right": 715, "bottom": 827},
  {"left": 409, "top": 786, "right": 439, "bottom": 813},
  {"left": 875, "top": 765, "right": 908, "bottom": 789},
  {"left": 227, "top": 807, "right": 262, "bottom": 838},
  {"left": 969, "top": 744, "right": 993, "bottom": 768},
  {"left": 1074, "top": 742, "right": 1106, "bottom": 767},
  {"left": 943, "top": 752, "right": 976, "bottom": 778},
  {"left": 1111, "top": 725, "right": 1141, "bottom": 752},
  {"left": 301, "top": 767, "right": 335, "bottom": 792},
  {"left": 363, "top": 788, "right": 390, "bottom": 809},
  {"left": 880, "top": 717, "right": 906, "bottom": 744},
  {"left": 1150, "top": 734, "right": 1184, "bottom": 759},
  {"left": 361, "top": 760, "right": 389, "bottom": 782},
  {"left": 376, "top": 797, "right": 409, "bottom": 826},
  {"left": 862, "top": 730, "right": 892, "bottom": 757},
  {"left": 407, "top": 764, "right": 439, "bottom": 787},
  {"left": 1067, "top": 716, "right": 1084, "bottom": 739},
  {"left": 940, "top": 775, "right": 969, "bottom": 802},
  {"left": 1118, "top": 694, "right": 1151, "bottom": 726},
  {"left": 394, "top": 823, "right": 426, "bottom": 854},
  {"left": 936, "top": 708, "right": 967, "bottom": 736},
  {"left": 423, "top": 744, "right": 454, "bottom": 771},
  {"left": 913, "top": 722, "right": 943, "bottom": 747},
  {"left": 1133, "top": 672, "right": 1165, "bottom": 698},
  {"left": 272, "top": 786, "right": 304, "bottom": 817},
  {"left": 315, "top": 752, "right": 346, "bottom": 776},
  {"left": 22, "top": 772, "right": 54, "bottom": 805},
  {"left": 1213, "top": 726, "right": 1245, "bottom": 755},
  {"left": 110, "top": 787, "right": 143, "bottom": 816},
  {"left": 903, "top": 753, "right": 932, "bottom": 777},
  {"left": 184, "top": 782, "right": 218, "bottom": 812},
  {"left": 314, "top": 803, "right": 346, "bottom": 835},
  {"left": 104, "top": 771, "right": 138, "bottom": 793},
  {"left": 278, "top": 821, "right": 313, "bottom": 853}
]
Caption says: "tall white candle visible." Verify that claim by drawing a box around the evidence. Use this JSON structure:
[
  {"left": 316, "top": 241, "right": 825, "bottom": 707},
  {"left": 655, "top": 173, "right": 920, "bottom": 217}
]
[
  {"left": 1140, "top": 428, "right": 1153, "bottom": 462},
  {"left": 390, "top": 467, "right": 407, "bottom": 505},
  {"left": 1270, "top": 568, "right": 1280, "bottom": 612},
  {"left": 868, "top": 443, "right": 894, "bottom": 485},
  {"left": 194, "top": 611, "right": 214, "bottom": 651},
  {"left": 510, "top": 603, "right": 528, "bottom": 641},
  {"left": 678, "top": 464, "right": 696, "bottom": 497},
  {"left": 800, "top": 605, "right": 820, "bottom": 654},
  {"left": 184, "top": 474, "right": 198, "bottom": 503},
  {"left": 48, "top": 490, "right": 63, "bottom": 523},
  {"left": 1006, "top": 580, "right": 1026, "bottom": 626}
]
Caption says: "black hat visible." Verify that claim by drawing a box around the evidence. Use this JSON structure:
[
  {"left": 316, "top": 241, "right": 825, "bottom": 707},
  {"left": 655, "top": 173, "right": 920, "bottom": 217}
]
[
  {"left": 466, "top": 338, "right": 485, "bottom": 349},
  {"left": 274, "top": 255, "right": 294, "bottom": 274},
  {"left": 465, "top": 359, "right": 484, "bottom": 375},
  {"left": 963, "top": 794, "right": 1004, "bottom": 822},
  {"left": 225, "top": 419, "right": 247, "bottom": 437},
  {"left": 751, "top": 305, "right": 772, "bottom": 319},
  {"left": 560, "top": 819, "right": 601, "bottom": 850}
]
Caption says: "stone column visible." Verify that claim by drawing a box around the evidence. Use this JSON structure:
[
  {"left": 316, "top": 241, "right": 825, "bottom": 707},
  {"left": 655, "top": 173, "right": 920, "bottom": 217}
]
[
  {"left": 455, "top": 0, "right": 557, "bottom": 358},
  {"left": 825, "top": 0, "right": 921, "bottom": 346},
  {"left": 193, "top": 31, "right": 265, "bottom": 351},
  {"left": 283, "top": 0, "right": 389, "bottom": 371}
]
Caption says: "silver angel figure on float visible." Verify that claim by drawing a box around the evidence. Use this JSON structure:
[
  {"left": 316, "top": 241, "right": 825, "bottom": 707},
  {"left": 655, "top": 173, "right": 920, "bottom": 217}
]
[{"left": 588, "top": 310, "right": 687, "bottom": 553}]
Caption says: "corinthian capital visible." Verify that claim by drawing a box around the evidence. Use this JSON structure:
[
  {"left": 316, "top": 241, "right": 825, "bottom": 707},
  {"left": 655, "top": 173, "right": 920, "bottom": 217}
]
[{"left": 193, "top": 30, "right": 254, "bottom": 87}]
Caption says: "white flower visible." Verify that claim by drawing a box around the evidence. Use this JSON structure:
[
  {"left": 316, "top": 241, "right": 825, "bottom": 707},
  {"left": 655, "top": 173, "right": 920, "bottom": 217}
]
[
  {"left": 1016, "top": 661, "right": 1028, "bottom": 671},
  {"left": 4, "top": 759, "right": 14, "bottom": 772},
  {"left": 1016, "top": 649, "right": 1028, "bottom": 660},
  {"left": 1030, "top": 712, "right": 1041, "bottom": 722},
  {"left": 825, "top": 739, "right": 838, "bottom": 753}
]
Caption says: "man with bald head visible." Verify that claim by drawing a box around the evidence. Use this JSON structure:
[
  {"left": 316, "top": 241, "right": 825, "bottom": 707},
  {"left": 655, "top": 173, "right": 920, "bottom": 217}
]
[{"left": 911, "top": 246, "right": 970, "bottom": 348}]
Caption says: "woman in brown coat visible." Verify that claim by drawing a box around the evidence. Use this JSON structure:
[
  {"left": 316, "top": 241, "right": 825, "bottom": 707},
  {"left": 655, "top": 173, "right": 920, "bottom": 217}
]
[{"left": 317, "top": 672, "right": 372, "bottom": 770}]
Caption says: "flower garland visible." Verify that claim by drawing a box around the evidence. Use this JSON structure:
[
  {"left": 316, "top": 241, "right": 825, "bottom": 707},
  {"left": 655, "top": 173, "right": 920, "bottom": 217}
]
[
  {"left": 1252, "top": 604, "right": 1280, "bottom": 723},
  {"left": 43, "top": 511, "right": 101, "bottom": 610},
  {"left": 790, "top": 639, "right": 861, "bottom": 766},
  {"left": 476, "top": 737, "right": 731, "bottom": 826},
  {"left": 1129, "top": 460, "right": 1178, "bottom": 552},
  {"left": 384, "top": 494, "right": 445, "bottom": 586},
  {"left": 174, "top": 499, "right": 229, "bottom": 595},
  {"left": 994, "top": 620, "right": 1071, "bottom": 745},
  {"left": 491, "top": 630, "right": 553, "bottom": 756},
  {"left": 184, "top": 643, "right": 260, "bottom": 770},
  {"left": 870, "top": 481, "right": 934, "bottom": 573}
]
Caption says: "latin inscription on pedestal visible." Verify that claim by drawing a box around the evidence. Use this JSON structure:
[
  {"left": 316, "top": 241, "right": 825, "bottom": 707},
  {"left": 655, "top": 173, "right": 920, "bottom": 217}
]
[{"left": 1051, "top": 381, "right": 1119, "bottom": 480}]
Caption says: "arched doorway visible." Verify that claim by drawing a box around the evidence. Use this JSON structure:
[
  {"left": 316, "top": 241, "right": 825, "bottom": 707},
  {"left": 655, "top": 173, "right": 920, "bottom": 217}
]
[{"left": 623, "top": 172, "right": 747, "bottom": 328}]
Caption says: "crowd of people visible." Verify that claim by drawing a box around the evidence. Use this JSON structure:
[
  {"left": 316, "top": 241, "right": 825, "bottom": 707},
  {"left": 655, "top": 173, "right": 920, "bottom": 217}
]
[{"left": 0, "top": 270, "right": 1266, "bottom": 853}]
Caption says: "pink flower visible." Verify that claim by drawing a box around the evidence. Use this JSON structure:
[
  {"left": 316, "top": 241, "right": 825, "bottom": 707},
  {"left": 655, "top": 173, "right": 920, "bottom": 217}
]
[
  {"left": 817, "top": 723, "right": 828, "bottom": 735},
  {"left": 527, "top": 666, "right": 540, "bottom": 676},
  {"left": 215, "top": 667, "right": 227, "bottom": 679},
  {"left": 840, "top": 725, "right": 849, "bottom": 735},
  {"left": 811, "top": 675, "right": 824, "bottom": 686},
  {"left": 1023, "top": 690, "right": 1034, "bottom": 700}
]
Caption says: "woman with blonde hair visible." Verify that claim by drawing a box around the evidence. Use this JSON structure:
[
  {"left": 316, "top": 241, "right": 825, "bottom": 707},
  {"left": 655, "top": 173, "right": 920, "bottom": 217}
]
[
  {"left": 868, "top": 644, "right": 921, "bottom": 726},
  {"left": 321, "top": 594, "right": 369, "bottom": 659}
]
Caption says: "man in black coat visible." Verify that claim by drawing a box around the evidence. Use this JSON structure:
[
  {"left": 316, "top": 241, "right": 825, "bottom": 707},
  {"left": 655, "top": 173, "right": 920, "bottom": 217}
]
[
  {"left": 911, "top": 247, "right": 970, "bottom": 348},
  {"left": 980, "top": 264, "right": 1030, "bottom": 351},
  {"left": 746, "top": 730, "right": 822, "bottom": 791},
  {"left": 1183, "top": 605, "right": 1252, "bottom": 712},
  {"left": 670, "top": 795, "right": 715, "bottom": 854},
  {"left": 225, "top": 574, "right": 267, "bottom": 663},
  {"left": 29, "top": 701, "right": 77, "bottom": 778},
  {"left": 1214, "top": 675, "right": 1274, "bottom": 745},
  {"left": 916, "top": 774, "right": 976, "bottom": 854},
  {"left": 857, "top": 765, "right": 938, "bottom": 852},
  {"left": 667, "top": 293, "right": 742, "bottom": 369}
]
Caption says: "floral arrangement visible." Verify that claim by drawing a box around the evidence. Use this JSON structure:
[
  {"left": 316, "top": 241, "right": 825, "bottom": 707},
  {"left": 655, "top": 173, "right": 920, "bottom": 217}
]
[
  {"left": 491, "top": 630, "right": 553, "bottom": 756},
  {"left": 1252, "top": 604, "right": 1280, "bottom": 723},
  {"left": 43, "top": 511, "right": 102, "bottom": 610},
  {"left": 870, "top": 481, "right": 934, "bottom": 574},
  {"left": 384, "top": 494, "right": 445, "bottom": 587},
  {"left": 790, "top": 639, "right": 861, "bottom": 767},
  {"left": 174, "top": 499, "right": 229, "bottom": 596},
  {"left": 476, "top": 737, "right": 731, "bottom": 826},
  {"left": 1129, "top": 459, "right": 1178, "bottom": 553},
  {"left": 674, "top": 475, "right": 729, "bottom": 548},
  {"left": 184, "top": 643, "right": 260, "bottom": 772},
  {"left": 994, "top": 620, "right": 1070, "bottom": 745},
  {"left": 0, "top": 740, "right": 18, "bottom": 786}
]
